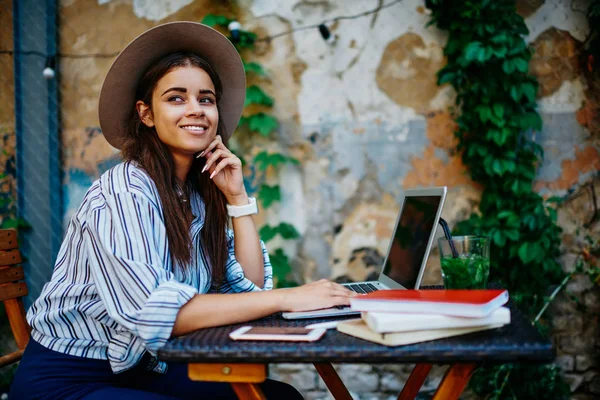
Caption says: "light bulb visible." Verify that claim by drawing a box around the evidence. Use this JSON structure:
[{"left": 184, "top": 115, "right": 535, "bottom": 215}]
[
  {"left": 318, "top": 24, "right": 336, "bottom": 44},
  {"left": 228, "top": 21, "right": 242, "bottom": 42},
  {"left": 43, "top": 55, "right": 56, "bottom": 79},
  {"left": 43, "top": 67, "right": 55, "bottom": 79}
]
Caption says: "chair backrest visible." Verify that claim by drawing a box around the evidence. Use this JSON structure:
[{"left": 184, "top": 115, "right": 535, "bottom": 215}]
[{"left": 0, "top": 228, "right": 31, "bottom": 367}]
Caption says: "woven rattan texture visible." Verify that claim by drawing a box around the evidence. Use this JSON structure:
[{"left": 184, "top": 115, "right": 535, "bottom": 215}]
[{"left": 158, "top": 287, "right": 554, "bottom": 364}]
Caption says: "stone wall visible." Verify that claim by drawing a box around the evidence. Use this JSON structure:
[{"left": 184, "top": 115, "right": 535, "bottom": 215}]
[{"left": 2, "top": 0, "right": 597, "bottom": 398}]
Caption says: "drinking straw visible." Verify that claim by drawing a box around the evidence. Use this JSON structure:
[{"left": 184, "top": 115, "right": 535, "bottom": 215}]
[{"left": 438, "top": 218, "right": 459, "bottom": 258}]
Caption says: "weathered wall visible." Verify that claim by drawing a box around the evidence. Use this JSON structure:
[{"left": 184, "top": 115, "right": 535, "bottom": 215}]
[
  {"left": 0, "top": 0, "right": 16, "bottom": 224},
  {"left": 51, "top": 0, "right": 600, "bottom": 398}
]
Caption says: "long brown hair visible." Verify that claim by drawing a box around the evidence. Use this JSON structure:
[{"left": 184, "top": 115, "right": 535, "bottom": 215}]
[{"left": 120, "top": 52, "right": 229, "bottom": 285}]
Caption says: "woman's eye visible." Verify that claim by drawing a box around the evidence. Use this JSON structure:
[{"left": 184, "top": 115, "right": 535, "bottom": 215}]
[
  {"left": 199, "top": 97, "right": 214, "bottom": 104},
  {"left": 168, "top": 96, "right": 184, "bottom": 102}
]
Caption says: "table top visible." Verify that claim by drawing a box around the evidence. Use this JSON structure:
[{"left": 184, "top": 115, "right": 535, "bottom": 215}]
[{"left": 158, "top": 300, "right": 554, "bottom": 365}]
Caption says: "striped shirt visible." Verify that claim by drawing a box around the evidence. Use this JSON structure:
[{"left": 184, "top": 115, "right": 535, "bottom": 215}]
[{"left": 27, "top": 161, "right": 273, "bottom": 374}]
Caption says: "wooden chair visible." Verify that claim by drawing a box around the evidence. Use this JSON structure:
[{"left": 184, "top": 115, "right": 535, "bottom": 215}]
[{"left": 0, "top": 229, "right": 30, "bottom": 367}]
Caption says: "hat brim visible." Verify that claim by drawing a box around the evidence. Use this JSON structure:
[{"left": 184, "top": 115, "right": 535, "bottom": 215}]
[{"left": 99, "top": 22, "right": 245, "bottom": 150}]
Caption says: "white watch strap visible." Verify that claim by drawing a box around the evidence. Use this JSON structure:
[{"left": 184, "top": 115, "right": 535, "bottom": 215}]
[{"left": 226, "top": 197, "right": 258, "bottom": 218}]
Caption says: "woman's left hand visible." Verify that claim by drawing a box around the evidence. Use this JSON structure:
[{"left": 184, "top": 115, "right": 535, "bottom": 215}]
[{"left": 200, "top": 135, "right": 246, "bottom": 202}]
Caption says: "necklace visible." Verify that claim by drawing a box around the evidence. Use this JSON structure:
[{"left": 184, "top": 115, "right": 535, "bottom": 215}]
[{"left": 175, "top": 182, "right": 189, "bottom": 203}]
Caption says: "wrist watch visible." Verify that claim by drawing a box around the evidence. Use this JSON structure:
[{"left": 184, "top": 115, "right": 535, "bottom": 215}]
[{"left": 226, "top": 197, "right": 258, "bottom": 218}]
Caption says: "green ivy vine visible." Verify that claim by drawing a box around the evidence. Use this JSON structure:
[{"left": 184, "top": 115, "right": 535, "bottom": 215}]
[
  {"left": 426, "top": 0, "right": 570, "bottom": 398},
  {"left": 201, "top": 14, "right": 300, "bottom": 288}
]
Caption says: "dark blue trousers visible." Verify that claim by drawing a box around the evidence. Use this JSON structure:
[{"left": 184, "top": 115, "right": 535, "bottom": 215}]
[{"left": 9, "top": 339, "right": 303, "bottom": 399}]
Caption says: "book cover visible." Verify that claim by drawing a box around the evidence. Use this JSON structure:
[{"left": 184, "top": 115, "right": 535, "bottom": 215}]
[
  {"left": 362, "top": 306, "right": 511, "bottom": 333},
  {"left": 350, "top": 289, "right": 509, "bottom": 318},
  {"left": 337, "top": 319, "right": 505, "bottom": 346}
]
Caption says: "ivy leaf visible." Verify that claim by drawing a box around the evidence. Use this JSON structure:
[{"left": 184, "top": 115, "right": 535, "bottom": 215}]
[
  {"left": 510, "top": 86, "right": 521, "bottom": 102},
  {"left": 438, "top": 69, "right": 455, "bottom": 85},
  {"left": 243, "top": 61, "right": 266, "bottom": 76},
  {"left": 278, "top": 222, "right": 300, "bottom": 239},
  {"left": 513, "top": 58, "right": 529, "bottom": 73},
  {"left": 235, "top": 30, "right": 257, "bottom": 49},
  {"left": 463, "top": 42, "right": 483, "bottom": 63},
  {"left": 269, "top": 248, "right": 292, "bottom": 286},
  {"left": 492, "top": 128, "right": 511, "bottom": 146},
  {"left": 502, "top": 59, "right": 516, "bottom": 74},
  {"left": 521, "top": 83, "right": 537, "bottom": 102},
  {"left": 259, "top": 224, "right": 278, "bottom": 243},
  {"left": 201, "top": 14, "right": 232, "bottom": 27},
  {"left": 492, "top": 104, "right": 504, "bottom": 119},
  {"left": 493, "top": 229, "right": 506, "bottom": 247},
  {"left": 253, "top": 151, "right": 287, "bottom": 171},
  {"left": 259, "top": 222, "right": 300, "bottom": 242},
  {"left": 246, "top": 113, "right": 279, "bottom": 136},
  {"left": 258, "top": 184, "right": 280, "bottom": 208},
  {"left": 252, "top": 152, "right": 298, "bottom": 171},
  {"left": 518, "top": 112, "right": 543, "bottom": 131},
  {"left": 245, "top": 85, "right": 274, "bottom": 107},
  {"left": 492, "top": 159, "right": 505, "bottom": 175},
  {"left": 476, "top": 106, "right": 492, "bottom": 122},
  {"left": 518, "top": 242, "right": 534, "bottom": 263},
  {"left": 504, "top": 229, "right": 520, "bottom": 241}
]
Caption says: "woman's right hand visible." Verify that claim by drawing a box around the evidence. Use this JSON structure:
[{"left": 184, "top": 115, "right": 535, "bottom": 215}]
[{"left": 277, "top": 279, "right": 359, "bottom": 312}]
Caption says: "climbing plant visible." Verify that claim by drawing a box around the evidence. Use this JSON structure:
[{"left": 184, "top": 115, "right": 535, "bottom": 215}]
[
  {"left": 426, "top": 0, "right": 570, "bottom": 398},
  {"left": 201, "top": 14, "right": 300, "bottom": 288}
]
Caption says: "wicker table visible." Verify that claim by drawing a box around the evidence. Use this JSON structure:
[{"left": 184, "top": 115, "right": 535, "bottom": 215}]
[{"left": 158, "top": 300, "right": 554, "bottom": 400}]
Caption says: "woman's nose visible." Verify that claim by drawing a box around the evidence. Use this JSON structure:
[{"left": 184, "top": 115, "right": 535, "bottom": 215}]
[{"left": 186, "top": 99, "right": 205, "bottom": 117}]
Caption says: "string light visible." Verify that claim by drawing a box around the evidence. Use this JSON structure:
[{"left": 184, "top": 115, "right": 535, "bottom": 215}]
[
  {"left": 228, "top": 21, "right": 242, "bottom": 43},
  {"left": 318, "top": 23, "right": 336, "bottom": 44},
  {"left": 43, "top": 55, "right": 56, "bottom": 79}
]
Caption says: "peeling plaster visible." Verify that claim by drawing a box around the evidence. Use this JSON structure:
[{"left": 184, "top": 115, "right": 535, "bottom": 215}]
[
  {"left": 99, "top": 0, "right": 194, "bottom": 21},
  {"left": 535, "top": 112, "right": 598, "bottom": 194},
  {"left": 525, "top": 0, "right": 589, "bottom": 42},
  {"left": 538, "top": 79, "right": 586, "bottom": 113}
]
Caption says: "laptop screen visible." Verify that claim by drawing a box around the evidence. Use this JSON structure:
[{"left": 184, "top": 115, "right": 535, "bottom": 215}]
[{"left": 381, "top": 195, "right": 442, "bottom": 289}]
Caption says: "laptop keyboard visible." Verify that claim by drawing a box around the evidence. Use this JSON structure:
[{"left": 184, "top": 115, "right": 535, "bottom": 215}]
[
  {"left": 335, "top": 283, "right": 379, "bottom": 309},
  {"left": 346, "top": 283, "right": 379, "bottom": 294}
]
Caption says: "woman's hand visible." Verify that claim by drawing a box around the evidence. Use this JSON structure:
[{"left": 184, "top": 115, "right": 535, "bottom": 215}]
[
  {"left": 278, "top": 279, "right": 359, "bottom": 312},
  {"left": 200, "top": 135, "right": 246, "bottom": 203}
]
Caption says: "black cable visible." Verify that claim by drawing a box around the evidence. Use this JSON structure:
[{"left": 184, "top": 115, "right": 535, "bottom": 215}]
[{"left": 256, "top": 0, "right": 404, "bottom": 42}]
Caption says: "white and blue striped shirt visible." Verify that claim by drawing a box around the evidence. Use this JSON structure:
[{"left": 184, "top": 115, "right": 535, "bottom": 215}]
[{"left": 27, "top": 161, "right": 273, "bottom": 374}]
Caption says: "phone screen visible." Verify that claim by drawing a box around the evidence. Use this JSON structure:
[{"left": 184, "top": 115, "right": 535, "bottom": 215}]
[{"left": 244, "top": 327, "right": 313, "bottom": 335}]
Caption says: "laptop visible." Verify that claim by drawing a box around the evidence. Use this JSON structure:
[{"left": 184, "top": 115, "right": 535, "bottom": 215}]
[{"left": 282, "top": 186, "right": 447, "bottom": 319}]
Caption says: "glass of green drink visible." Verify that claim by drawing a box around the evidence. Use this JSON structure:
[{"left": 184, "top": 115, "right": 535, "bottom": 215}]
[{"left": 438, "top": 236, "right": 490, "bottom": 289}]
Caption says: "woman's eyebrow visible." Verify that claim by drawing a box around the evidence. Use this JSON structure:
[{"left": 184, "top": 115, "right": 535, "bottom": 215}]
[
  {"left": 162, "top": 87, "right": 187, "bottom": 96},
  {"left": 161, "top": 87, "right": 216, "bottom": 97}
]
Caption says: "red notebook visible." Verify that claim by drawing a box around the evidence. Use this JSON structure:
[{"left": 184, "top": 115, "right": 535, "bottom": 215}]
[{"left": 350, "top": 289, "right": 509, "bottom": 318}]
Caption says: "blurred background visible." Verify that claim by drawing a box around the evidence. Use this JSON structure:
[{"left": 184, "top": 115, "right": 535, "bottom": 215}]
[{"left": 0, "top": 0, "right": 599, "bottom": 399}]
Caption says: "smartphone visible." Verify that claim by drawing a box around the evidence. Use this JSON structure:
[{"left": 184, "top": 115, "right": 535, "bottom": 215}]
[{"left": 229, "top": 326, "right": 326, "bottom": 342}]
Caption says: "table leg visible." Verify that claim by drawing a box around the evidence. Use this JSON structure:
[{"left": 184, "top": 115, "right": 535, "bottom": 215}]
[
  {"left": 231, "top": 383, "right": 267, "bottom": 400},
  {"left": 397, "top": 363, "right": 433, "bottom": 400},
  {"left": 188, "top": 363, "right": 267, "bottom": 400},
  {"left": 432, "top": 363, "right": 477, "bottom": 400},
  {"left": 314, "top": 363, "right": 353, "bottom": 400}
]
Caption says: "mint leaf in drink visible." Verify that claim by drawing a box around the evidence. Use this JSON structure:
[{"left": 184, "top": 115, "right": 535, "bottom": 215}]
[{"left": 441, "top": 254, "right": 490, "bottom": 289}]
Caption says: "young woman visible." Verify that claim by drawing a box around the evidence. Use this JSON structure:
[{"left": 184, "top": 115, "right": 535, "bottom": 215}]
[{"left": 9, "top": 22, "right": 355, "bottom": 399}]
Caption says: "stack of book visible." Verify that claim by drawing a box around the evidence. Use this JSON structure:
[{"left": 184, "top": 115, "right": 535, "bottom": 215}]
[{"left": 337, "top": 289, "right": 511, "bottom": 346}]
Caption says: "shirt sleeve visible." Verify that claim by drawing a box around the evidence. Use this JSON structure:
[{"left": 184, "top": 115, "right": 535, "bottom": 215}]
[
  {"left": 85, "top": 191, "right": 198, "bottom": 353},
  {"left": 217, "top": 229, "right": 273, "bottom": 293}
]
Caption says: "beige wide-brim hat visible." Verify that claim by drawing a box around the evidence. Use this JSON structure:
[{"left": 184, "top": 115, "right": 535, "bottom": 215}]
[{"left": 99, "top": 21, "right": 246, "bottom": 149}]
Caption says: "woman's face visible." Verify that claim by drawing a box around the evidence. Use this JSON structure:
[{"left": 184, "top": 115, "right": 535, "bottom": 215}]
[{"left": 137, "top": 65, "right": 219, "bottom": 160}]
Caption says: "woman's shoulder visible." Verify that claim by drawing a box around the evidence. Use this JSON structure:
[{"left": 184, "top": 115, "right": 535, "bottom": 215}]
[{"left": 97, "top": 161, "right": 159, "bottom": 201}]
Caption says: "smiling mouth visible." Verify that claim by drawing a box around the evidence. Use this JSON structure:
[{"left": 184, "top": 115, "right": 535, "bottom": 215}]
[{"left": 180, "top": 125, "right": 208, "bottom": 133}]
